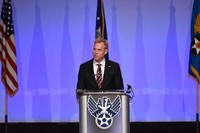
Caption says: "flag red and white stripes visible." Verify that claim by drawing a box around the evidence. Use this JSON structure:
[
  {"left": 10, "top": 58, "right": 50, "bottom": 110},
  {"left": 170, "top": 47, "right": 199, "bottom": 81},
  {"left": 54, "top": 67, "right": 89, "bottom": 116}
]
[{"left": 0, "top": 0, "right": 18, "bottom": 96}]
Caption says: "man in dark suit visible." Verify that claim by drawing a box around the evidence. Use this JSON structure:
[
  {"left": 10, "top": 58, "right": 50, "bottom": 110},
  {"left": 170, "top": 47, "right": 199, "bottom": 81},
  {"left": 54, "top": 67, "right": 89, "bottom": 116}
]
[{"left": 76, "top": 37, "right": 124, "bottom": 91}]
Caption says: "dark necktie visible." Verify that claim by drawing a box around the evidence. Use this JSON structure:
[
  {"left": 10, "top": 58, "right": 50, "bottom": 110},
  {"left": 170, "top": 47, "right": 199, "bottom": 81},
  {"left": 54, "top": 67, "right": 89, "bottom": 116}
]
[{"left": 96, "top": 64, "right": 102, "bottom": 89}]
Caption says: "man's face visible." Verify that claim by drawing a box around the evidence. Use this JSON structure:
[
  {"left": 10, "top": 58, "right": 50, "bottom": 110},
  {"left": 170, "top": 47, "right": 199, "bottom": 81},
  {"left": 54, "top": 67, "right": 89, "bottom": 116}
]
[{"left": 93, "top": 42, "right": 108, "bottom": 63}]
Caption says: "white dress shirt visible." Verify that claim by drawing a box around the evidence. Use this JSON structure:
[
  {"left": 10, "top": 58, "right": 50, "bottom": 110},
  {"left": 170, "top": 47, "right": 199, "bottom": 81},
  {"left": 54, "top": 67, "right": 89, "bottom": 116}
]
[{"left": 93, "top": 58, "right": 105, "bottom": 80}]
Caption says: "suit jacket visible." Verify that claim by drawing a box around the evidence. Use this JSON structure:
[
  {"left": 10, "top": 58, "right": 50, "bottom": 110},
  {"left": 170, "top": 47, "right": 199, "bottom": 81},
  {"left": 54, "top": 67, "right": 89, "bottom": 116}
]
[{"left": 76, "top": 59, "right": 124, "bottom": 91}]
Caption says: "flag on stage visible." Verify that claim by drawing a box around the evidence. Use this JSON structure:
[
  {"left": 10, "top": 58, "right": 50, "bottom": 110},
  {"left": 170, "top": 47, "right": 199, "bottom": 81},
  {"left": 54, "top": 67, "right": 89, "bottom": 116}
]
[
  {"left": 95, "top": 0, "right": 109, "bottom": 59},
  {"left": 189, "top": 0, "right": 200, "bottom": 81},
  {"left": 0, "top": 0, "right": 18, "bottom": 96}
]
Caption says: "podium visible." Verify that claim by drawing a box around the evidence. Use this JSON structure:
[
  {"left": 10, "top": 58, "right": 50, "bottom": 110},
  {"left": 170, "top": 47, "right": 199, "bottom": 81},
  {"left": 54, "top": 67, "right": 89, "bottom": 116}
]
[{"left": 77, "top": 90, "right": 130, "bottom": 133}]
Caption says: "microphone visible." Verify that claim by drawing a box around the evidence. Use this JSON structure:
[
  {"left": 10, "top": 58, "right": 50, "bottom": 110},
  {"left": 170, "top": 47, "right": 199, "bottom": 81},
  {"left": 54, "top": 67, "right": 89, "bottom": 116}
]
[
  {"left": 126, "top": 84, "right": 132, "bottom": 93},
  {"left": 126, "top": 84, "right": 134, "bottom": 99}
]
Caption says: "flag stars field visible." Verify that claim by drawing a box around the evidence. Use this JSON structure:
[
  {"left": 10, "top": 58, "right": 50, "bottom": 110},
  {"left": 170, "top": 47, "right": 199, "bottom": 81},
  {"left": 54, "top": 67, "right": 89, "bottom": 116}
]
[{"left": 192, "top": 37, "right": 200, "bottom": 55}]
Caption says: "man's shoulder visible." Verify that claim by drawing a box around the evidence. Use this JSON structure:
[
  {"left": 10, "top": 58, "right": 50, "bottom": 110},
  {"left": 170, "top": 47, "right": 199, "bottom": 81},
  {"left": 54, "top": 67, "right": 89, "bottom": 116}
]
[
  {"left": 80, "top": 59, "right": 93, "bottom": 67},
  {"left": 106, "top": 60, "right": 119, "bottom": 66},
  {"left": 80, "top": 59, "right": 120, "bottom": 66}
]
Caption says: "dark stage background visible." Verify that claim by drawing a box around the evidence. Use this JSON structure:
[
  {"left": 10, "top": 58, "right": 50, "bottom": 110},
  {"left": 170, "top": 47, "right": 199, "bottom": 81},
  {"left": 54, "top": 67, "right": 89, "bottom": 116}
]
[{"left": 0, "top": 122, "right": 198, "bottom": 133}]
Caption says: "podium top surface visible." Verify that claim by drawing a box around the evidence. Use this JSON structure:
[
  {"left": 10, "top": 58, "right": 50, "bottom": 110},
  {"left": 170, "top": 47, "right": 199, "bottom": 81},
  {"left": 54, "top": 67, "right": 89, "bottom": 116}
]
[{"left": 77, "top": 89, "right": 130, "bottom": 96}]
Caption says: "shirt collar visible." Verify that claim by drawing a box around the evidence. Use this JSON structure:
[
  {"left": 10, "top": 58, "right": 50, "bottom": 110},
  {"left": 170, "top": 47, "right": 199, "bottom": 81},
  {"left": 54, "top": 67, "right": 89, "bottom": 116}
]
[{"left": 93, "top": 58, "right": 105, "bottom": 66}]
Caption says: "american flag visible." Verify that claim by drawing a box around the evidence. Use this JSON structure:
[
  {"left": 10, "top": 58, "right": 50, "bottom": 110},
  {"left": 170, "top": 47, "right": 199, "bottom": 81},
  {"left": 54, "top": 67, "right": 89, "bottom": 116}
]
[{"left": 0, "top": 0, "right": 18, "bottom": 96}]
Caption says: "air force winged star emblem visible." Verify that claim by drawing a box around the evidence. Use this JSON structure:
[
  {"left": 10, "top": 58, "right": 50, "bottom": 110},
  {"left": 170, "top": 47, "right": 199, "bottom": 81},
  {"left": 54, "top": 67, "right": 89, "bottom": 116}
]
[{"left": 87, "top": 95, "right": 121, "bottom": 129}]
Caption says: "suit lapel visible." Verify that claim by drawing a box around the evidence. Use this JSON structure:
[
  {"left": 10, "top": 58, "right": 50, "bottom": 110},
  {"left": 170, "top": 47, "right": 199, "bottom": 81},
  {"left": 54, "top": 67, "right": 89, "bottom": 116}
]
[
  {"left": 88, "top": 60, "right": 99, "bottom": 88},
  {"left": 101, "top": 61, "right": 110, "bottom": 89}
]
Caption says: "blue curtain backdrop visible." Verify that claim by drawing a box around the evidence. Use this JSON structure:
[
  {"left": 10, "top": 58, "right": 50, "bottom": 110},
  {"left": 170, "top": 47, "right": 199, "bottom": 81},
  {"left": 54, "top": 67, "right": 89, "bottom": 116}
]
[{"left": 0, "top": 0, "right": 196, "bottom": 122}]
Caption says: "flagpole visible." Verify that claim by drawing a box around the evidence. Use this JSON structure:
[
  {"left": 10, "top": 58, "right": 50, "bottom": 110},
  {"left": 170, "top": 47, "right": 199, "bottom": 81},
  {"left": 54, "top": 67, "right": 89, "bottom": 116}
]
[
  {"left": 5, "top": 90, "right": 8, "bottom": 133},
  {"left": 196, "top": 79, "right": 199, "bottom": 133}
]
